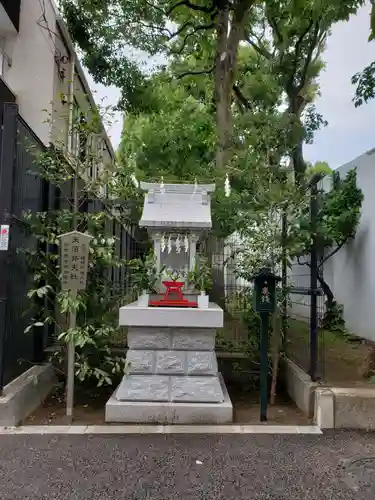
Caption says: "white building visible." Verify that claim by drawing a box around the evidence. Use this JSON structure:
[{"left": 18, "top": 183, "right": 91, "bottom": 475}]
[
  {"left": 288, "top": 148, "right": 375, "bottom": 341},
  {"left": 321, "top": 148, "right": 375, "bottom": 341},
  {"left": 0, "top": 0, "right": 114, "bottom": 163}
]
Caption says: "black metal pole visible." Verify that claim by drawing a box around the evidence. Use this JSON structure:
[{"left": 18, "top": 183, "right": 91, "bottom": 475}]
[
  {"left": 281, "top": 209, "right": 288, "bottom": 350},
  {"left": 310, "top": 181, "right": 318, "bottom": 381},
  {"left": 260, "top": 312, "right": 269, "bottom": 422},
  {"left": 0, "top": 103, "right": 18, "bottom": 394}
]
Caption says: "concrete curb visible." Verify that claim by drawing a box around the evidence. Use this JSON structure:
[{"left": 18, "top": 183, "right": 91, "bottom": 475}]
[
  {"left": 0, "top": 364, "right": 57, "bottom": 426},
  {"left": 0, "top": 424, "right": 322, "bottom": 435}
]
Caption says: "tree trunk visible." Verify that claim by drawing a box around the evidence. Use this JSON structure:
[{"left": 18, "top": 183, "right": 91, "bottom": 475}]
[
  {"left": 317, "top": 269, "right": 334, "bottom": 310},
  {"left": 287, "top": 91, "right": 307, "bottom": 185},
  {"left": 270, "top": 311, "right": 282, "bottom": 405},
  {"left": 214, "top": 0, "right": 253, "bottom": 171},
  {"left": 215, "top": 6, "right": 231, "bottom": 171}
]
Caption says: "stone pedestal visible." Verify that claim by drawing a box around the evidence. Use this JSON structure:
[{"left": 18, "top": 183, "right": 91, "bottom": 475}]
[{"left": 105, "top": 302, "right": 233, "bottom": 424}]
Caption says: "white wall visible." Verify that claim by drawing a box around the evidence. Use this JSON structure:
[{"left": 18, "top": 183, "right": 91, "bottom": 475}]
[
  {"left": 288, "top": 149, "right": 375, "bottom": 340},
  {"left": 0, "top": 0, "right": 115, "bottom": 166},
  {"left": 2, "top": 0, "right": 56, "bottom": 143},
  {"left": 323, "top": 149, "right": 375, "bottom": 341}
]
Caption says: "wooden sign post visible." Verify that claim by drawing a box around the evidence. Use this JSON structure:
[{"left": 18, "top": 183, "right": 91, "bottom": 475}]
[{"left": 58, "top": 231, "right": 92, "bottom": 420}]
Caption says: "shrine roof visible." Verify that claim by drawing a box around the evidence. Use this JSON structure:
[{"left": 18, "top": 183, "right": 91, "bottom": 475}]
[{"left": 139, "top": 182, "right": 215, "bottom": 229}]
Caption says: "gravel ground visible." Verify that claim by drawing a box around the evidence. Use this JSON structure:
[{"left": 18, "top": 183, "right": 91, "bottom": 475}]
[{"left": 0, "top": 431, "right": 375, "bottom": 499}]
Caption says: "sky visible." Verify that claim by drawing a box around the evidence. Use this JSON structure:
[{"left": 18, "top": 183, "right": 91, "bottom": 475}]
[{"left": 86, "top": 3, "right": 375, "bottom": 170}]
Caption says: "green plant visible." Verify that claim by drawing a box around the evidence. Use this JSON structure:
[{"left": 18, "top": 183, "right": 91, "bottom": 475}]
[
  {"left": 188, "top": 257, "right": 212, "bottom": 292},
  {"left": 165, "top": 268, "right": 183, "bottom": 282},
  {"left": 321, "top": 300, "right": 346, "bottom": 334},
  {"left": 21, "top": 103, "right": 141, "bottom": 389},
  {"left": 128, "top": 250, "right": 160, "bottom": 293}
]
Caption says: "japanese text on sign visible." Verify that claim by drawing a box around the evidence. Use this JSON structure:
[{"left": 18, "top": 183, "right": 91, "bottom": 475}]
[
  {"left": 0, "top": 225, "right": 10, "bottom": 251},
  {"left": 59, "top": 231, "right": 92, "bottom": 291}
]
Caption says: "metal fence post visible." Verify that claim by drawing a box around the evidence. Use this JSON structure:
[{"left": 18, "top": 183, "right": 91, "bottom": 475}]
[
  {"left": 0, "top": 103, "right": 18, "bottom": 393},
  {"left": 281, "top": 208, "right": 288, "bottom": 350},
  {"left": 309, "top": 181, "right": 318, "bottom": 381}
]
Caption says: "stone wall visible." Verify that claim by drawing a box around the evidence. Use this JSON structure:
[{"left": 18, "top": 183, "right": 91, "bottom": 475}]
[{"left": 117, "top": 327, "right": 224, "bottom": 403}]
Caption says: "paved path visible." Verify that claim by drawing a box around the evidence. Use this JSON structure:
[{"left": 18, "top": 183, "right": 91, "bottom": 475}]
[{"left": 0, "top": 432, "right": 375, "bottom": 499}]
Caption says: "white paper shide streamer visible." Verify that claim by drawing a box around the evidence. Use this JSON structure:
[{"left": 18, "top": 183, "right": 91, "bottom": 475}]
[
  {"left": 184, "top": 234, "right": 189, "bottom": 253},
  {"left": 167, "top": 235, "right": 172, "bottom": 254},
  {"left": 160, "top": 233, "right": 166, "bottom": 253},
  {"left": 130, "top": 173, "right": 139, "bottom": 188},
  {"left": 175, "top": 234, "right": 181, "bottom": 254},
  {"left": 224, "top": 173, "right": 231, "bottom": 197}
]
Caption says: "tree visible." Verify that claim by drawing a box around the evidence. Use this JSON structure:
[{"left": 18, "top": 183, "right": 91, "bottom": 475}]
[
  {"left": 117, "top": 51, "right": 294, "bottom": 237},
  {"left": 118, "top": 72, "right": 216, "bottom": 182},
  {"left": 61, "top": 0, "right": 364, "bottom": 183},
  {"left": 296, "top": 169, "right": 363, "bottom": 326},
  {"left": 352, "top": 1, "right": 375, "bottom": 107},
  {"left": 61, "top": 0, "right": 260, "bottom": 171},
  {"left": 241, "top": 0, "right": 364, "bottom": 183}
]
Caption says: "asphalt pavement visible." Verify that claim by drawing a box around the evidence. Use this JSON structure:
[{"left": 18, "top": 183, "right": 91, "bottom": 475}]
[{"left": 0, "top": 431, "right": 375, "bottom": 499}]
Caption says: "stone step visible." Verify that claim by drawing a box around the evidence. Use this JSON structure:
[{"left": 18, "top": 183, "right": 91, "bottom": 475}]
[{"left": 116, "top": 375, "right": 225, "bottom": 403}]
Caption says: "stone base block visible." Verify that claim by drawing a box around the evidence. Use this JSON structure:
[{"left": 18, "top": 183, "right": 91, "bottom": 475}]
[
  {"left": 282, "top": 357, "right": 318, "bottom": 417},
  {"left": 119, "top": 302, "right": 223, "bottom": 328},
  {"left": 105, "top": 374, "right": 233, "bottom": 424},
  {"left": 0, "top": 364, "right": 57, "bottom": 426}
]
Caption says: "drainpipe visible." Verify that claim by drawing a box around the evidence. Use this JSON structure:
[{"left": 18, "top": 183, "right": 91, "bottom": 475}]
[{"left": 67, "top": 54, "right": 75, "bottom": 153}]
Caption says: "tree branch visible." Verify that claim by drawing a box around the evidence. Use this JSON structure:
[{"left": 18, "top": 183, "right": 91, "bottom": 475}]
[
  {"left": 297, "top": 255, "right": 310, "bottom": 267},
  {"left": 137, "top": 20, "right": 173, "bottom": 37},
  {"left": 167, "top": 0, "right": 217, "bottom": 15},
  {"left": 266, "top": 13, "right": 283, "bottom": 43},
  {"left": 142, "top": 0, "right": 165, "bottom": 13},
  {"left": 168, "top": 20, "right": 194, "bottom": 39},
  {"left": 227, "top": 0, "right": 254, "bottom": 54},
  {"left": 177, "top": 66, "right": 215, "bottom": 79},
  {"left": 233, "top": 84, "right": 253, "bottom": 111},
  {"left": 319, "top": 241, "right": 346, "bottom": 268},
  {"left": 296, "top": 21, "right": 321, "bottom": 93},
  {"left": 285, "top": 19, "right": 314, "bottom": 94},
  {"left": 246, "top": 36, "right": 271, "bottom": 59},
  {"left": 170, "top": 22, "right": 215, "bottom": 54}
]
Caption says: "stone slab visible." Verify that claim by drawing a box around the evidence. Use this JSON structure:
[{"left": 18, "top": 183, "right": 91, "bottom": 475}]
[
  {"left": 128, "top": 329, "right": 171, "bottom": 349},
  {"left": 119, "top": 302, "right": 223, "bottom": 328},
  {"left": 126, "top": 350, "right": 154, "bottom": 374},
  {"left": 116, "top": 376, "right": 169, "bottom": 402},
  {"left": 172, "top": 329, "right": 216, "bottom": 351},
  {"left": 187, "top": 352, "right": 217, "bottom": 375},
  {"left": 156, "top": 351, "right": 185, "bottom": 374},
  {"left": 105, "top": 373, "right": 233, "bottom": 424},
  {"left": 171, "top": 376, "right": 224, "bottom": 402},
  {"left": 332, "top": 387, "right": 375, "bottom": 430},
  {"left": 314, "top": 388, "right": 334, "bottom": 429}
]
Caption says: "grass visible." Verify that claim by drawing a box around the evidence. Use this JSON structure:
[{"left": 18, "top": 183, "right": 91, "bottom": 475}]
[{"left": 287, "top": 318, "right": 373, "bottom": 386}]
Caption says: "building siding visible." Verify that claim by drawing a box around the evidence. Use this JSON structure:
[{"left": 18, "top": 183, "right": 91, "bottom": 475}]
[
  {"left": 323, "top": 150, "right": 375, "bottom": 341},
  {"left": 3, "top": 0, "right": 55, "bottom": 144}
]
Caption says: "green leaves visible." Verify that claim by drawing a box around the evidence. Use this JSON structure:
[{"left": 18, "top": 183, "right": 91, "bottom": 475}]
[
  {"left": 352, "top": 62, "right": 375, "bottom": 108},
  {"left": 27, "top": 285, "right": 52, "bottom": 299}
]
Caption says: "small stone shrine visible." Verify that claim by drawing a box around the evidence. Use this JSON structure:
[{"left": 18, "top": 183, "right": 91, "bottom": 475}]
[{"left": 105, "top": 182, "right": 233, "bottom": 423}]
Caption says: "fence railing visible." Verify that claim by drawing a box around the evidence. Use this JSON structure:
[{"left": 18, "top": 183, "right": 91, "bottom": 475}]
[{"left": 203, "top": 181, "right": 325, "bottom": 382}]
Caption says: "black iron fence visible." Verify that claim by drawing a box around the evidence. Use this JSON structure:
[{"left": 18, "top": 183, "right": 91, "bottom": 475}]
[
  {"left": 286, "top": 265, "right": 326, "bottom": 380},
  {"left": 202, "top": 181, "right": 325, "bottom": 382},
  {"left": 0, "top": 100, "right": 142, "bottom": 391}
]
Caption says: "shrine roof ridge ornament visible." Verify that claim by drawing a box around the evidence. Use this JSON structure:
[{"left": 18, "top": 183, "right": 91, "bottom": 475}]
[{"left": 139, "top": 181, "right": 215, "bottom": 230}]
